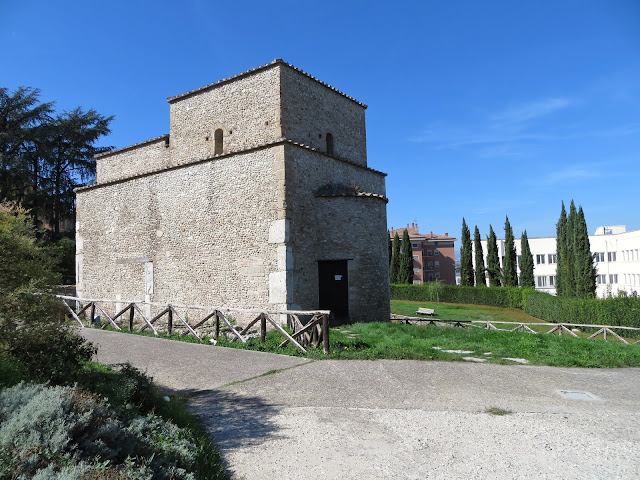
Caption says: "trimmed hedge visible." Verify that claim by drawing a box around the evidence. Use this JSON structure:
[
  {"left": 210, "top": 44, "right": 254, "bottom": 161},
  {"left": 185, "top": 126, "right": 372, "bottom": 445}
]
[
  {"left": 390, "top": 284, "right": 525, "bottom": 309},
  {"left": 524, "top": 290, "right": 640, "bottom": 329},
  {"left": 391, "top": 284, "right": 640, "bottom": 329}
]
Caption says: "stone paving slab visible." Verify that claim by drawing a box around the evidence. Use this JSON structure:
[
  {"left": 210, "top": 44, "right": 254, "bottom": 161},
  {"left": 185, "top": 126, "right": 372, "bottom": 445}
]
[{"left": 82, "top": 328, "right": 640, "bottom": 479}]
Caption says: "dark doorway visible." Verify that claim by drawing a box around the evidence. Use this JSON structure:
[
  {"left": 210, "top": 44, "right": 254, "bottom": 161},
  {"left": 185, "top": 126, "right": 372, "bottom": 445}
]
[{"left": 318, "top": 260, "right": 349, "bottom": 324}]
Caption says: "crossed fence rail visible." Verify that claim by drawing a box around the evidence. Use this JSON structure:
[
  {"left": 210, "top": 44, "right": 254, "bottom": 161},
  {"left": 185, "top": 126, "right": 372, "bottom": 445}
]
[
  {"left": 58, "top": 295, "right": 330, "bottom": 354},
  {"left": 392, "top": 314, "right": 640, "bottom": 345}
]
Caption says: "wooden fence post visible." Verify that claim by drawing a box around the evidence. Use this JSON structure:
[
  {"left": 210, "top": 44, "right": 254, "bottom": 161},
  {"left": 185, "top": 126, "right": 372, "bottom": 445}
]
[
  {"left": 90, "top": 302, "right": 96, "bottom": 325},
  {"left": 215, "top": 311, "right": 220, "bottom": 339},
  {"left": 129, "top": 305, "right": 135, "bottom": 331},
  {"left": 322, "top": 313, "right": 330, "bottom": 355},
  {"left": 168, "top": 308, "right": 173, "bottom": 335},
  {"left": 261, "top": 313, "right": 267, "bottom": 343}
]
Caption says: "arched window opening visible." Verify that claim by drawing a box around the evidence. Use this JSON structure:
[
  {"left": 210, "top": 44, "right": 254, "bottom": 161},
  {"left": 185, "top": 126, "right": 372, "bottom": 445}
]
[
  {"left": 326, "top": 132, "right": 334, "bottom": 155},
  {"left": 214, "top": 128, "right": 224, "bottom": 155}
]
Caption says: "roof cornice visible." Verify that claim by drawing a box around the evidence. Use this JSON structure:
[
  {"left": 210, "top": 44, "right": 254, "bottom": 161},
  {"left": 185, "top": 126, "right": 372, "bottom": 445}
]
[
  {"left": 166, "top": 59, "right": 367, "bottom": 108},
  {"left": 77, "top": 138, "right": 386, "bottom": 193}
]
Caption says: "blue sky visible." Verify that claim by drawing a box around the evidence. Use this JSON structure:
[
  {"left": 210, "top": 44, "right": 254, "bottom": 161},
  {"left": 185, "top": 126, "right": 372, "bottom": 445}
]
[{"left": 3, "top": 0, "right": 639, "bottom": 241}]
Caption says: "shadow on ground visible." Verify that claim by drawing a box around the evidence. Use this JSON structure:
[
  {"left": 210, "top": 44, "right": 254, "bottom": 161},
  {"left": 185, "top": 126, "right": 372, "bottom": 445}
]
[{"left": 185, "top": 388, "right": 285, "bottom": 451}]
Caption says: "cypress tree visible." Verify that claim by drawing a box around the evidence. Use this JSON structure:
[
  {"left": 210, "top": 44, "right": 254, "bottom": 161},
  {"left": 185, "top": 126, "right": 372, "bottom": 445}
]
[
  {"left": 574, "top": 206, "right": 597, "bottom": 297},
  {"left": 390, "top": 232, "right": 400, "bottom": 283},
  {"left": 565, "top": 201, "right": 578, "bottom": 296},
  {"left": 459, "top": 218, "right": 474, "bottom": 286},
  {"left": 519, "top": 230, "right": 534, "bottom": 288},
  {"left": 398, "top": 229, "right": 414, "bottom": 284},
  {"left": 503, "top": 216, "right": 518, "bottom": 286},
  {"left": 486, "top": 225, "right": 502, "bottom": 287},
  {"left": 555, "top": 202, "right": 567, "bottom": 296},
  {"left": 473, "top": 225, "right": 486, "bottom": 287}
]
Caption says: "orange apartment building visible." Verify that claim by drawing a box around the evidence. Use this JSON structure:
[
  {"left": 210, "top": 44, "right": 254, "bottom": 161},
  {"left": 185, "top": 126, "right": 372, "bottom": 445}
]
[{"left": 390, "top": 223, "right": 456, "bottom": 284}]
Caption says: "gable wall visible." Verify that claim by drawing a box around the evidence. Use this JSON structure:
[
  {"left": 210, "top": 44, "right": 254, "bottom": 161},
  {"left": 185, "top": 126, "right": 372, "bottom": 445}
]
[
  {"left": 280, "top": 67, "right": 367, "bottom": 166},
  {"left": 168, "top": 67, "right": 282, "bottom": 165}
]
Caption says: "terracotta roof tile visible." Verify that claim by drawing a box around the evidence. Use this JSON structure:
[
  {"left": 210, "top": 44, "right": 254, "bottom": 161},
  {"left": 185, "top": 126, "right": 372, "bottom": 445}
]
[
  {"left": 95, "top": 134, "right": 169, "bottom": 159},
  {"left": 167, "top": 59, "right": 367, "bottom": 108}
]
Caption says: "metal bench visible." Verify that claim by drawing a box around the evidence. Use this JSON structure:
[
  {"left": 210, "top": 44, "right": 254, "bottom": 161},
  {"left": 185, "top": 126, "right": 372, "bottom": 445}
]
[{"left": 416, "top": 307, "right": 435, "bottom": 316}]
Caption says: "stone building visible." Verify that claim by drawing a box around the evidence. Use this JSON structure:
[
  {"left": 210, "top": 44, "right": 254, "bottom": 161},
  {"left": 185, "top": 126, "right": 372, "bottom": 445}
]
[{"left": 75, "top": 59, "right": 390, "bottom": 323}]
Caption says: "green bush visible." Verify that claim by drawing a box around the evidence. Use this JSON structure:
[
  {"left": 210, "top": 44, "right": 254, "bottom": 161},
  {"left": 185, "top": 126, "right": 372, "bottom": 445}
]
[
  {"left": 523, "top": 290, "right": 640, "bottom": 329},
  {"left": 0, "top": 289, "right": 96, "bottom": 384},
  {"left": 0, "top": 382, "right": 198, "bottom": 479},
  {"left": 391, "top": 283, "right": 525, "bottom": 309}
]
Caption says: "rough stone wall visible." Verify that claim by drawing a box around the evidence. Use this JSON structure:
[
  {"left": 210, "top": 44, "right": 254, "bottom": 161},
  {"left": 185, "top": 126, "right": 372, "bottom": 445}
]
[
  {"left": 96, "top": 137, "right": 170, "bottom": 183},
  {"left": 284, "top": 146, "right": 390, "bottom": 323},
  {"left": 76, "top": 147, "right": 284, "bottom": 317},
  {"left": 168, "top": 68, "right": 281, "bottom": 165},
  {"left": 280, "top": 66, "right": 367, "bottom": 166}
]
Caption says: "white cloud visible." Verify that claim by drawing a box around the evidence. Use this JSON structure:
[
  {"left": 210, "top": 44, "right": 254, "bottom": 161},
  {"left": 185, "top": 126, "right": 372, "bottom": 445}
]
[{"left": 491, "top": 98, "right": 576, "bottom": 126}]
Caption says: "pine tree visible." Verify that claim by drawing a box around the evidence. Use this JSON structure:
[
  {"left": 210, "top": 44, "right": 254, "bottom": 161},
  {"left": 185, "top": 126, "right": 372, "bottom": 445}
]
[
  {"left": 398, "top": 229, "right": 414, "bottom": 284},
  {"left": 555, "top": 202, "right": 567, "bottom": 296},
  {"left": 459, "top": 218, "right": 474, "bottom": 286},
  {"left": 519, "top": 230, "right": 534, "bottom": 288},
  {"left": 574, "top": 206, "right": 597, "bottom": 297},
  {"left": 486, "top": 225, "right": 502, "bottom": 287},
  {"left": 473, "top": 226, "right": 486, "bottom": 287},
  {"left": 390, "top": 232, "right": 400, "bottom": 283},
  {"left": 503, "top": 216, "right": 518, "bottom": 286}
]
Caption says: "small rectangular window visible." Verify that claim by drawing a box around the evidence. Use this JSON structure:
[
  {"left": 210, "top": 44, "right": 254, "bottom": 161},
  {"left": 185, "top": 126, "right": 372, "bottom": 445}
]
[
  {"left": 412, "top": 255, "right": 419, "bottom": 260},
  {"left": 594, "top": 252, "right": 605, "bottom": 262},
  {"left": 608, "top": 251, "right": 616, "bottom": 262},
  {"left": 536, "top": 254, "right": 545, "bottom": 265},
  {"left": 536, "top": 276, "right": 547, "bottom": 287},
  {"left": 435, "top": 272, "right": 441, "bottom": 278},
  {"left": 549, "top": 275, "right": 555, "bottom": 286},
  {"left": 412, "top": 243, "right": 419, "bottom": 248},
  {"left": 609, "top": 274, "right": 618, "bottom": 284},
  {"left": 548, "top": 254, "right": 557, "bottom": 264},
  {"left": 435, "top": 261, "right": 440, "bottom": 267},
  {"left": 426, "top": 250, "right": 432, "bottom": 256},
  {"left": 434, "top": 249, "right": 440, "bottom": 255}
]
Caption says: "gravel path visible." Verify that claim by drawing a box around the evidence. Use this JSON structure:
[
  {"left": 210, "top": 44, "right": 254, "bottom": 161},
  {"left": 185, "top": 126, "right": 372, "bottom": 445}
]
[{"left": 83, "top": 329, "right": 640, "bottom": 479}]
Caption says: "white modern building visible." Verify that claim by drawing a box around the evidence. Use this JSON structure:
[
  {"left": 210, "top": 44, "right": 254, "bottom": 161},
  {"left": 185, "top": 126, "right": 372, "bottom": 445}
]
[{"left": 476, "top": 225, "right": 640, "bottom": 297}]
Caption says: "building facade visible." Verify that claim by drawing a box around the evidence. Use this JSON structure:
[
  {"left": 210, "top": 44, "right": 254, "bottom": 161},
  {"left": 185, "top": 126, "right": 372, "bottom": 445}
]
[
  {"left": 76, "top": 60, "right": 390, "bottom": 323},
  {"left": 390, "top": 224, "right": 456, "bottom": 284},
  {"left": 477, "top": 225, "right": 640, "bottom": 297}
]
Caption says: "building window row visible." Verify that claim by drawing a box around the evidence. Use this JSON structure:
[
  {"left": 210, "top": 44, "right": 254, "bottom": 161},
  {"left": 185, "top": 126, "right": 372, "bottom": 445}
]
[
  {"left": 535, "top": 254, "right": 557, "bottom": 265},
  {"left": 623, "top": 273, "right": 640, "bottom": 285},
  {"left": 594, "top": 251, "right": 618, "bottom": 262},
  {"left": 622, "top": 249, "right": 640, "bottom": 262},
  {"left": 597, "top": 274, "right": 619, "bottom": 285},
  {"left": 536, "top": 275, "right": 556, "bottom": 287}
]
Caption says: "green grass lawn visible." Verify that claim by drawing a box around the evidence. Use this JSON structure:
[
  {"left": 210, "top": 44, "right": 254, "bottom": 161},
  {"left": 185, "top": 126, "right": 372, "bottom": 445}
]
[{"left": 391, "top": 299, "right": 543, "bottom": 323}]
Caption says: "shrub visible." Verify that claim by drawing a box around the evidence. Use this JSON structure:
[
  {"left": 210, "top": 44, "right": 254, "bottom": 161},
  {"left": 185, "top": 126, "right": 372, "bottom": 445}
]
[
  {"left": 523, "top": 290, "right": 640, "bottom": 329},
  {"left": 0, "top": 289, "right": 96, "bottom": 385},
  {"left": 390, "top": 284, "right": 524, "bottom": 309},
  {"left": 0, "top": 383, "right": 198, "bottom": 479}
]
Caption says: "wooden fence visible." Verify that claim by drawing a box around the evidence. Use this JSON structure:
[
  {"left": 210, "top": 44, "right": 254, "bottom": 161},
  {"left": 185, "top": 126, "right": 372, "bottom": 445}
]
[
  {"left": 58, "top": 295, "right": 330, "bottom": 354},
  {"left": 391, "top": 314, "right": 640, "bottom": 345}
]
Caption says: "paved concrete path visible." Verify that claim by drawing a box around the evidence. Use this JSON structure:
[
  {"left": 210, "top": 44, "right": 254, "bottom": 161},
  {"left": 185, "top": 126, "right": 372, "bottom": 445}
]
[{"left": 82, "top": 329, "right": 640, "bottom": 479}]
